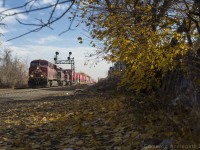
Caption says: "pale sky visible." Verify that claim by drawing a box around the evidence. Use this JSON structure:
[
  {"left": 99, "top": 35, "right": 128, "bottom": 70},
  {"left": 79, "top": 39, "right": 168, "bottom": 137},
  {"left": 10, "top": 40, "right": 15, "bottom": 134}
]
[{"left": 0, "top": 0, "right": 112, "bottom": 81}]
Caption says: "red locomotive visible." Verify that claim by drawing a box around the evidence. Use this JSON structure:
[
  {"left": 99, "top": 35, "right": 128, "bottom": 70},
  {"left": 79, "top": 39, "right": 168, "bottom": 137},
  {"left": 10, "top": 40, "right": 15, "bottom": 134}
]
[{"left": 28, "top": 59, "right": 65, "bottom": 87}]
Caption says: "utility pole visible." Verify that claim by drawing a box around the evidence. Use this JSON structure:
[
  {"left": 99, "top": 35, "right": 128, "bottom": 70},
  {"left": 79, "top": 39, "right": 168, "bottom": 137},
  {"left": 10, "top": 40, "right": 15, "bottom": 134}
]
[{"left": 54, "top": 51, "right": 75, "bottom": 84}]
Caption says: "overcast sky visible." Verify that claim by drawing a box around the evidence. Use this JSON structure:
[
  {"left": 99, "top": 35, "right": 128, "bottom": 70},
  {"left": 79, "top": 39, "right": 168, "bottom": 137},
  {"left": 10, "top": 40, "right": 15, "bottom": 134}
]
[{"left": 0, "top": 0, "right": 112, "bottom": 81}]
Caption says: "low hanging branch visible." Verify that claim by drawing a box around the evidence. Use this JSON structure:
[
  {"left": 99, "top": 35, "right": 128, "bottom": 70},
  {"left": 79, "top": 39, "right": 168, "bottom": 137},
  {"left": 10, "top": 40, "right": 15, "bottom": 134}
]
[{"left": 0, "top": 0, "right": 76, "bottom": 41}]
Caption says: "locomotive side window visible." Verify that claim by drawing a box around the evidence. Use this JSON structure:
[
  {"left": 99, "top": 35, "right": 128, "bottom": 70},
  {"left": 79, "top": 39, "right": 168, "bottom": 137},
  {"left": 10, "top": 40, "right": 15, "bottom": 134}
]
[{"left": 30, "top": 62, "right": 39, "bottom": 67}]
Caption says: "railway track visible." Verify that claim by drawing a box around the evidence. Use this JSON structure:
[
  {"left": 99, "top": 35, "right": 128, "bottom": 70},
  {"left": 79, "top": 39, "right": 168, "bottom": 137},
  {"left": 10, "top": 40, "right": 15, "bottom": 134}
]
[
  {"left": 0, "top": 88, "right": 38, "bottom": 95},
  {"left": 0, "top": 86, "right": 75, "bottom": 102}
]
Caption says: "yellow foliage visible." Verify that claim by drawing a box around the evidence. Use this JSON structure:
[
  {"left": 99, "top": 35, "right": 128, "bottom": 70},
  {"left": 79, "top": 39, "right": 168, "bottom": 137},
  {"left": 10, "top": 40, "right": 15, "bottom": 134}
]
[{"left": 80, "top": 0, "right": 195, "bottom": 92}]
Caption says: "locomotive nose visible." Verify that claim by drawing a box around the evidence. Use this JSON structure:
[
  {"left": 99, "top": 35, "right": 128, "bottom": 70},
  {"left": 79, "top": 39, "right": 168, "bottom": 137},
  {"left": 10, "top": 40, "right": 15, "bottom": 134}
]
[{"left": 31, "top": 69, "right": 42, "bottom": 78}]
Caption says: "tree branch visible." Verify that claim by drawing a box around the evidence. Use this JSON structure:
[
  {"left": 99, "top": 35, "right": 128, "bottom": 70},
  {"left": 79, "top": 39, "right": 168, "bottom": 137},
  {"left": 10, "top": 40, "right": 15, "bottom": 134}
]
[
  {"left": 0, "top": 0, "right": 72, "bottom": 17},
  {"left": 6, "top": 0, "right": 75, "bottom": 41}
]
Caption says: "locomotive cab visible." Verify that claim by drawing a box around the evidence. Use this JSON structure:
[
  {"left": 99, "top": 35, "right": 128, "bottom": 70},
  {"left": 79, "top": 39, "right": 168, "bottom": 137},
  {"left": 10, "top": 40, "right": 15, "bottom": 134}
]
[{"left": 28, "top": 60, "right": 57, "bottom": 87}]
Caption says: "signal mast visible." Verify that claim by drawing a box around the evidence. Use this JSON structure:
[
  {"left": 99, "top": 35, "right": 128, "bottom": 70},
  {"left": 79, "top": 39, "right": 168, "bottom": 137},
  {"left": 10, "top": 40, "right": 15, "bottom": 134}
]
[{"left": 54, "top": 51, "right": 75, "bottom": 84}]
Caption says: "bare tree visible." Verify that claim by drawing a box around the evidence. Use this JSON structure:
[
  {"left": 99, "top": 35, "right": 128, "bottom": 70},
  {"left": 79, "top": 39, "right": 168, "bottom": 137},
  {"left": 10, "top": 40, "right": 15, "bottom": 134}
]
[{"left": 0, "top": 48, "right": 28, "bottom": 88}]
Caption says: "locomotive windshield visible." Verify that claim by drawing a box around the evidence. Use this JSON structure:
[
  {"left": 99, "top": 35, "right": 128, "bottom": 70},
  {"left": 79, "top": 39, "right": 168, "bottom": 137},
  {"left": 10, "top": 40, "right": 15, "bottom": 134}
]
[
  {"left": 30, "top": 62, "right": 39, "bottom": 67},
  {"left": 30, "top": 61, "right": 48, "bottom": 67},
  {"left": 40, "top": 61, "right": 48, "bottom": 66}
]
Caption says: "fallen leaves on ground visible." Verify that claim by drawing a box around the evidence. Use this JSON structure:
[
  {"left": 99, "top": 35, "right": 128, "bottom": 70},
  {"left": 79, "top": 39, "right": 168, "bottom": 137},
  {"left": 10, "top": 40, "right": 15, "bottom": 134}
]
[
  {"left": 1, "top": 89, "right": 199, "bottom": 150},
  {"left": 0, "top": 93, "right": 138, "bottom": 150}
]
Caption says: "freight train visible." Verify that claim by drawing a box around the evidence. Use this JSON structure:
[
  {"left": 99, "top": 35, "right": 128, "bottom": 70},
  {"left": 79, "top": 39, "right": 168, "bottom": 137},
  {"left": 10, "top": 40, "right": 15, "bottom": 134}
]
[{"left": 28, "top": 59, "right": 94, "bottom": 88}]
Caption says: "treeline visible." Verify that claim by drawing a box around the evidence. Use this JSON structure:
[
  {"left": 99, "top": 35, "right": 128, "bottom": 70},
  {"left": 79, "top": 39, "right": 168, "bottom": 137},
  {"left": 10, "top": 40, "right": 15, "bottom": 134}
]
[{"left": 0, "top": 49, "right": 28, "bottom": 88}]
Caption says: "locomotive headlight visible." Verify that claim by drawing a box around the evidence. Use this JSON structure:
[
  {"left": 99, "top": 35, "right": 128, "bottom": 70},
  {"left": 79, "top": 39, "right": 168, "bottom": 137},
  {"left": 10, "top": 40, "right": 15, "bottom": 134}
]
[
  {"left": 37, "top": 67, "right": 39, "bottom": 70},
  {"left": 30, "top": 74, "right": 34, "bottom": 77},
  {"left": 41, "top": 74, "right": 44, "bottom": 77}
]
